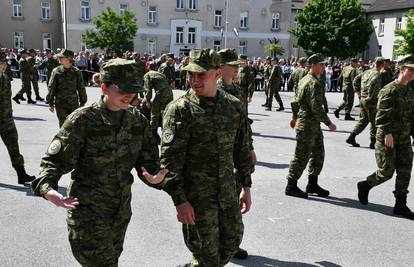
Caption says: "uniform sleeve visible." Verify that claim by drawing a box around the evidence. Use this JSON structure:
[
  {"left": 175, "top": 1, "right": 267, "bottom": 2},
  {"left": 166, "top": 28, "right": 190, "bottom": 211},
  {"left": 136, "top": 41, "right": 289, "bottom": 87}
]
[
  {"left": 350, "top": 68, "right": 357, "bottom": 90},
  {"left": 353, "top": 72, "right": 363, "bottom": 93},
  {"left": 31, "top": 114, "right": 86, "bottom": 197},
  {"left": 77, "top": 70, "right": 87, "bottom": 106},
  {"left": 159, "top": 103, "right": 190, "bottom": 206},
  {"left": 287, "top": 71, "right": 295, "bottom": 89},
  {"left": 310, "top": 82, "right": 332, "bottom": 126},
  {"left": 47, "top": 69, "right": 57, "bottom": 106},
  {"left": 375, "top": 88, "right": 394, "bottom": 135},
  {"left": 248, "top": 69, "right": 255, "bottom": 98},
  {"left": 144, "top": 75, "right": 153, "bottom": 102},
  {"left": 368, "top": 74, "right": 383, "bottom": 101}
]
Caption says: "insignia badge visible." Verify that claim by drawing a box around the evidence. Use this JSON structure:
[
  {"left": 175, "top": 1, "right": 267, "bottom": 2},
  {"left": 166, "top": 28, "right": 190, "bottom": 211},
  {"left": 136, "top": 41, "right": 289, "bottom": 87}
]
[
  {"left": 47, "top": 139, "right": 62, "bottom": 155},
  {"left": 162, "top": 128, "right": 174, "bottom": 144}
]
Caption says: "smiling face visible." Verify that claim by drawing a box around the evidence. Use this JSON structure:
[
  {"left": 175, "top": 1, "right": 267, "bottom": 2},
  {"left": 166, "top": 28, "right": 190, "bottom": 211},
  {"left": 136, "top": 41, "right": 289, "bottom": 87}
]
[
  {"left": 102, "top": 84, "right": 137, "bottom": 111},
  {"left": 187, "top": 69, "right": 221, "bottom": 97}
]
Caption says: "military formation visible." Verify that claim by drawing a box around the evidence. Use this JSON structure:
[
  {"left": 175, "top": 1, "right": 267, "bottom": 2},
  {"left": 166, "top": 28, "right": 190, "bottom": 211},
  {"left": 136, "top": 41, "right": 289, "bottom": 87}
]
[{"left": 1, "top": 42, "right": 414, "bottom": 267}]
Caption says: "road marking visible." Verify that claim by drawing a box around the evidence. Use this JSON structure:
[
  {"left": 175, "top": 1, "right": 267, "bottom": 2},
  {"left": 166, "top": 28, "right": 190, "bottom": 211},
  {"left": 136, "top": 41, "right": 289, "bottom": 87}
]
[{"left": 268, "top": 217, "right": 285, "bottom": 222}]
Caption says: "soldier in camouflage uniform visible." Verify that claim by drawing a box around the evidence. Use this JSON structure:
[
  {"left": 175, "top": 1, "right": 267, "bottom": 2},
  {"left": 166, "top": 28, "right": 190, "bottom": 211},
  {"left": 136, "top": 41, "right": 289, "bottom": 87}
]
[
  {"left": 0, "top": 51, "right": 35, "bottom": 185},
  {"left": 160, "top": 48, "right": 252, "bottom": 267},
  {"left": 286, "top": 54, "right": 336, "bottom": 198},
  {"left": 334, "top": 58, "right": 358, "bottom": 120},
  {"left": 237, "top": 54, "right": 255, "bottom": 113},
  {"left": 288, "top": 57, "right": 307, "bottom": 97},
  {"left": 12, "top": 49, "right": 37, "bottom": 104},
  {"left": 47, "top": 49, "right": 87, "bottom": 127},
  {"left": 159, "top": 53, "right": 176, "bottom": 88},
  {"left": 266, "top": 57, "right": 284, "bottom": 111},
  {"left": 357, "top": 56, "right": 414, "bottom": 220},
  {"left": 346, "top": 57, "right": 385, "bottom": 149},
  {"left": 28, "top": 48, "right": 43, "bottom": 101},
  {"left": 262, "top": 56, "right": 272, "bottom": 107},
  {"left": 381, "top": 58, "right": 394, "bottom": 87},
  {"left": 31, "top": 58, "right": 167, "bottom": 266},
  {"left": 38, "top": 48, "right": 60, "bottom": 85}
]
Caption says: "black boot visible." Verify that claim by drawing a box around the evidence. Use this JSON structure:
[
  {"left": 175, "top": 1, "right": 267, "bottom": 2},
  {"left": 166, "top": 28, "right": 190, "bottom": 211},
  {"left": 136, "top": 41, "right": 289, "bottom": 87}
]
[
  {"left": 265, "top": 106, "right": 271, "bottom": 111},
  {"left": 334, "top": 109, "right": 340, "bottom": 118},
  {"left": 233, "top": 247, "right": 248, "bottom": 260},
  {"left": 306, "top": 175, "right": 330, "bottom": 197},
  {"left": 346, "top": 133, "right": 360, "bottom": 147},
  {"left": 15, "top": 166, "right": 35, "bottom": 185},
  {"left": 18, "top": 94, "right": 26, "bottom": 101},
  {"left": 357, "top": 180, "right": 372, "bottom": 205},
  {"left": 276, "top": 106, "right": 284, "bottom": 111},
  {"left": 369, "top": 138, "right": 376, "bottom": 149},
  {"left": 27, "top": 98, "right": 37, "bottom": 104},
  {"left": 36, "top": 95, "right": 45, "bottom": 101},
  {"left": 344, "top": 113, "right": 355, "bottom": 121},
  {"left": 12, "top": 95, "right": 21, "bottom": 104},
  {"left": 261, "top": 102, "right": 268, "bottom": 107},
  {"left": 393, "top": 195, "right": 414, "bottom": 220},
  {"left": 285, "top": 178, "right": 308, "bottom": 198}
]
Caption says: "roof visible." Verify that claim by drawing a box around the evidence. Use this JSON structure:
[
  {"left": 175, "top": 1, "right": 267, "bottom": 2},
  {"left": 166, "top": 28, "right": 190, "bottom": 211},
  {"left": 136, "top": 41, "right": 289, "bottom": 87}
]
[{"left": 367, "top": 0, "right": 414, "bottom": 13}]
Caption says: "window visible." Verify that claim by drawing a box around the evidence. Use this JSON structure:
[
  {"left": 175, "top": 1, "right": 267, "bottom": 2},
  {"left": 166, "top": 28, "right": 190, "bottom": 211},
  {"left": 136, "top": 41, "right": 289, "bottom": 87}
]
[
  {"left": 214, "top": 10, "right": 222, "bottom": 27},
  {"left": 13, "top": 0, "right": 22, "bottom": 17},
  {"left": 377, "top": 45, "right": 382, "bottom": 56},
  {"left": 148, "top": 6, "right": 157, "bottom": 24},
  {"left": 272, "top": 13, "right": 280, "bottom": 30},
  {"left": 188, "top": 27, "right": 196, "bottom": 44},
  {"left": 188, "top": 0, "right": 196, "bottom": 10},
  {"left": 213, "top": 40, "right": 221, "bottom": 51},
  {"left": 120, "top": 3, "right": 128, "bottom": 15},
  {"left": 379, "top": 18, "right": 385, "bottom": 35},
  {"left": 397, "top": 17, "right": 403, "bottom": 30},
  {"left": 14, "top": 32, "right": 24, "bottom": 49},
  {"left": 41, "top": 2, "right": 50, "bottom": 20},
  {"left": 176, "top": 27, "right": 184, "bottom": 43},
  {"left": 81, "top": 0, "right": 90, "bottom": 20},
  {"left": 42, "top": 33, "right": 52, "bottom": 49},
  {"left": 148, "top": 40, "right": 156, "bottom": 55},
  {"left": 239, "top": 41, "right": 247, "bottom": 54},
  {"left": 240, "top": 11, "right": 248, "bottom": 29},
  {"left": 176, "top": 0, "right": 183, "bottom": 9}
]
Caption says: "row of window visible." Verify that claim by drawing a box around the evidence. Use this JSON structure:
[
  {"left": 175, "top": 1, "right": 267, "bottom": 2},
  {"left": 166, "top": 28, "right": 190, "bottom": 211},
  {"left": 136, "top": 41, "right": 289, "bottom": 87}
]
[
  {"left": 378, "top": 17, "right": 403, "bottom": 36},
  {"left": 175, "top": 0, "right": 197, "bottom": 10},
  {"left": 13, "top": 32, "right": 52, "bottom": 50},
  {"left": 12, "top": 0, "right": 51, "bottom": 20}
]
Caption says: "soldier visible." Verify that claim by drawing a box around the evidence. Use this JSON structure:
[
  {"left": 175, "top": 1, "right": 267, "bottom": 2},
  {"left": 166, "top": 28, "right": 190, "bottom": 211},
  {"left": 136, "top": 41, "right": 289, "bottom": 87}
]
[
  {"left": 286, "top": 54, "right": 336, "bottom": 198},
  {"left": 287, "top": 57, "right": 307, "bottom": 97},
  {"left": 262, "top": 56, "right": 272, "bottom": 107},
  {"left": 31, "top": 58, "right": 167, "bottom": 266},
  {"left": 27, "top": 48, "right": 43, "bottom": 101},
  {"left": 179, "top": 57, "right": 189, "bottom": 90},
  {"left": 47, "top": 49, "right": 87, "bottom": 127},
  {"left": 357, "top": 56, "right": 414, "bottom": 220},
  {"left": 237, "top": 54, "right": 255, "bottom": 112},
  {"left": 0, "top": 51, "right": 35, "bottom": 184},
  {"left": 143, "top": 64, "right": 174, "bottom": 144},
  {"left": 334, "top": 58, "right": 358, "bottom": 120},
  {"left": 38, "top": 48, "right": 59, "bottom": 85},
  {"left": 346, "top": 57, "right": 385, "bottom": 149},
  {"left": 160, "top": 48, "right": 252, "bottom": 267},
  {"left": 266, "top": 57, "right": 284, "bottom": 111},
  {"left": 381, "top": 58, "right": 394, "bottom": 87},
  {"left": 159, "top": 53, "right": 176, "bottom": 88},
  {"left": 12, "top": 49, "right": 36, "bottom": 104}
]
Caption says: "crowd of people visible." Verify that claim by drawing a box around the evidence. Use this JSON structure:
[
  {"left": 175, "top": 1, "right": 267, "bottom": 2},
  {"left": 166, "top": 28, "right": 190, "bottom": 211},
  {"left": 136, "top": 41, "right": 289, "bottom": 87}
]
[{"left": 1, "top": 44, "right": 414, "bottom": 267}]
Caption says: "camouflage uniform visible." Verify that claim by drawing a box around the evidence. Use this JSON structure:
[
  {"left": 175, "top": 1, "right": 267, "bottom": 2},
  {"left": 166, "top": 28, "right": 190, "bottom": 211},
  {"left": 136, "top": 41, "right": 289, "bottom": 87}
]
[
  {"left": 336, "top": 63, "right": 357, "bottom": 114},
  {"left": 32, "top": 58, "right": 161, "bottom": 266},
  {"left": 266, "top": 63, "right": 284, "bottom": 110},
  {"left": 38, "top": 54, "right": 60, "bottom": 85},
  {"left": 381, "top": 66, "right": 394, "bottom": 87},
  {"left": 160, "top": 49, "right": 252, "bottom": 267},
  {"left": 159, "top": 54, "right": 176, "bottom": 87},
  {"left": 288, "top": 64, "right": 307, "bottom": 97},
  {"left": 237, "top": 55, "right": 255, "bottom": 112},
  {"left": 27, "top": 54, "right": 41, "bottom": 99},
  {"left": 15, "top": 51, "right": 35, "bottom": 102},
  {"left": 263, "top": 60, "right": 273, "bottom": 105}
]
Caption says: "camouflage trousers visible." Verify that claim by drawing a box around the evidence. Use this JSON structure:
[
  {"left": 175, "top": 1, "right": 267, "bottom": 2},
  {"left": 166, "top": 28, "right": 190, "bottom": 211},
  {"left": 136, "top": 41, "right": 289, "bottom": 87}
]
[
  {"left": 264, "top": 80, "right": 269, "bottom": 103},
  {"left": 56, "top": 104, "right": 79, "bottom": 127},
  {"left": 366, "top": 141, "right": 413, "bottom": 197},
  {"left": 288, "top": 127, "right": 325, "bottom": 180},
  {"left": 184, "top": 204, "right": 243, "bottom": 267},
  {"left": 352, "top": 98, "right": 377, "bottom": 140},
  {"left": 17, "top": 76, "right": 32, "bottom": 98},
  {"left": 267, "top": 87, "right": 284, "bottom": 108},
  {"left": 30, "top": 75, "right": 40, "bottom": 97},
  {"left": 337, "top": 87, "right": 354, "bottom": 113},
  {"left": 0, "top": 120, "right": 24, "bottom": 169}
]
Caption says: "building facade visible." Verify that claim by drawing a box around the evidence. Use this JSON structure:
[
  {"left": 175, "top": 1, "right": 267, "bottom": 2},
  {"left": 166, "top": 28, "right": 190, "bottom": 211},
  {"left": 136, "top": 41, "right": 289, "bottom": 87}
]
[{"left": 0, "top": 0, "right": 63, "bottom": 50}]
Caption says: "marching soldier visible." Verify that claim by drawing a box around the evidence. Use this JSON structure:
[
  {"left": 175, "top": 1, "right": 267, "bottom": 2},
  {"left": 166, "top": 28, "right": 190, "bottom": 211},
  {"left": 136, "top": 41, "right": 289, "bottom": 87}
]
[
  {"left": 12, "top": 49, "right": 36, "bottom": 104},
  {"left": 334, "top": 58, "right": 358, "bottom": 120},
  {"left": 266, "top": 57, "right": 284, "bottom": 111}
]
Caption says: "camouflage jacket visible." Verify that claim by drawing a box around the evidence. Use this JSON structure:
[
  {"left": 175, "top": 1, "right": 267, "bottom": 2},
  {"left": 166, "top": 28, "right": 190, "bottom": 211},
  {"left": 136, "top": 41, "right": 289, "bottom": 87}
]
[
  {"left": 158, "top": 62, "right": 175, "bottom": 85},
  {"left": 0, "top": 73, "right": 13, "bottom": 126},
  {"left": 32, "top": 97, "right": 160, "bottom": 202},
  {"left": 340, "top": 65, "right": 357, "bottom": 90},
  {"left": 237, "top": 66, "right": 255, "bottom": 100},
  {"left": 288, "top": 67, "right": 307, "bottom": 96},
  {"left": 160, "top": 89, "right": 252, "bottom": 208},
  {"left": 376, "top": 80, "right": 414, "bottom": 145},
  {"left": 144, "top": 71, "right": 174, "bottom": 104},
  {"left": 38, "top": 57, "right": 60, "bottom": 80},
  {"left": 361, "top": 68, "right": 383, "bottom": 106},
  {"left": 381, "top": 68, "right": 394, "bottom": 88},
  {"left": 47, "top": 65, "right": 87, "bottom": 107},
  {"left": 18, "top": 57, "right": 32, "bottom": 78},
  {"left": 263, "top": 64, "right": 272, "bottom": 80},
  {"left": 268, "top": 65, "right": 283, "bottom": 90}
]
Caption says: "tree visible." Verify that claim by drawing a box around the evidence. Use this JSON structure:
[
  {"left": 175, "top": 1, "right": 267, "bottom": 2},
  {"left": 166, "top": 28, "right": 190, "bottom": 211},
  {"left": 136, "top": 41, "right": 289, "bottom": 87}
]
[
  {"left": 394, "top": 9, "right": 414, "bottom": 57},
  {"left": 82, "top": 7, "right": 138, "bottom": 56},
  {"left": 264, "top": 38, "right": 285, "bottom": 58},
  {"left": 291, "top": 0, "right": 373, "bottom": 59}
]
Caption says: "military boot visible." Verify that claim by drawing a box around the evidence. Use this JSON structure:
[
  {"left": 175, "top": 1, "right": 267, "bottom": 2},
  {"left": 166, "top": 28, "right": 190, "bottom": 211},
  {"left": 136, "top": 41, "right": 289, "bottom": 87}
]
[
  {"left": 344, "top": 113, "right": 355, "bottom": 121},
  {"left": 393, "top": 195, "right": 414, "bottom": 220},
  {"left": 27, "top": 98, "right": 37, "bottom": 104},
  {"left": 276, "top": 106, "right": 285, "bottom": 111},
  {"left": 357, "top": 180, "right": 372, "bottom": 205},
  {"left": 346, "top": 133, "right": 360, "bottom": 147},
  {"left": 261, "top": 102, "right": 268, "bottom": 107},
  {"left": 285, "top": 178, "right": 308, "bottom": 198},
  {"left": 12, "top": 95, "right": 21, "bottom": 104},
  {"left": 265, "top": 106, "right": 272, "bottom": 111},
  {"left": 334, "top": 109, "right": 340, "bottom": 118},
  {"left": 36, "top": 95, "right": 45, "bottom": 101},
  {"left": 17, "top": 94, "right": 26, "bottom": 101},
  {"left": 15, "top": 166, "right": 35, "bottom": 185},
  {"left": 233, "top": 247, "right": 248, "bottom": 260},
  {"left": 306, "top": 175, "right": 330, "bottom": 197},
  {"left": 369, "top": 138, "right": 376, "bottom": 149}
]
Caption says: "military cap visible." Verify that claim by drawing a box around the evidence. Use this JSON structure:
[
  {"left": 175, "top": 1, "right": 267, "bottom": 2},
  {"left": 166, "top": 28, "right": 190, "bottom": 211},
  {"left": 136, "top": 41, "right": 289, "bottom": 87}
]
[
  {"left": 374, "top": 57, "right": 385, "bottom": 64},
  {"left": 217, "top": 48, "right": 241, "bottom": 65},
  {"left": 307, "top": 53, "right": 328, "bottom": 65},
  {"left": 56, "top": 49, "right": 74, "bottom": 58},
  {"left": 28, "top": 48, "right": 36, "bottom": 54},
  {"left": 398, "top": 55, "right": 414, "bottom": 69},
  {"left": 0, "top": 51, "right": 7, "bottom": 62},
  {"left": 298, "top": 57, "right": 307, "bottom": 64},
  {"left": 18, "top": 48, "right": 28, "bottom": 54},
  {"left": 100, "top": 58, "right": 144, "bottom": 93},
  {"left": 238, "top": 54, "right": 248, "bottom": 61},
  {"left": 180, "top": 48, "right": 221, "bottom": 73},
  {"left": 167, "top": 53, "right": 174, "bottom": 60}
]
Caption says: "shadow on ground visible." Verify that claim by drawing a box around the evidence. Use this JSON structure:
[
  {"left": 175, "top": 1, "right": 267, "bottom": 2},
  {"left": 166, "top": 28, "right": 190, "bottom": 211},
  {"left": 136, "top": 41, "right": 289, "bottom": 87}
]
[
  {"left": 13, "top": 116, "right": 46, "bottom": 121},
  {"left": 0, "top": 182, "right": 67, "bottom": 197},
  {"left": 253, "top": 133, "right": 296, "bottom": 141},
  {"left": 231, "top": 255, "right": 342, "bottom": 267},
  {"left": 256, "top": 161, "right": 289, "bottom": 169}
]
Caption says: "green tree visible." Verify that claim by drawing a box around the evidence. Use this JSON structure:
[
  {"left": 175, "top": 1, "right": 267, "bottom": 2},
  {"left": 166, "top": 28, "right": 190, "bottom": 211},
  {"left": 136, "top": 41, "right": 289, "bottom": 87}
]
[
  {"left": 82, "top": 7, "right": 138, "bottom": 56},
  {"left": 264, "top": 38, "right": 285, "bottom": 57},
  {"left": 394, "top": 9, "right": 414, "bottom": 56},
  {"left": 291, "top": 0, "right": 373, "bottom": 59}
]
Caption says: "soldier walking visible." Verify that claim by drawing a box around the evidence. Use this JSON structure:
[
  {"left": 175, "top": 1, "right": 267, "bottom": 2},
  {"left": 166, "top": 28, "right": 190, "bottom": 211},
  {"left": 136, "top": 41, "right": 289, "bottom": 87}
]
[
  {"left": 262, "top": 56, "right": 272, "bottom": 107},
  {"left": 159, "top": 53, "right": 176, "bottom": 88},
  {"left": 12, "top": 49, "right": 36, "bottom": 104},
  {"left": 27, "top": 48, "right": 43, "bottom": 101},
  {"left": 237, "top": 54, "right": 255, "bottom": 113},
  {"left": 334, "top": 58, "right": 358, "bottom": 120},
  {"left": 265, "top": 57, "right": 284, "bottom": 111}
]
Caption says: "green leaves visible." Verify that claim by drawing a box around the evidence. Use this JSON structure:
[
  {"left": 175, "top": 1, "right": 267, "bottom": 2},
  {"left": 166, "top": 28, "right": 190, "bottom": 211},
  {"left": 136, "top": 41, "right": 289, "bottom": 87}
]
[{"left": 394, "top": 9, "right": 414, "bottom": 57}]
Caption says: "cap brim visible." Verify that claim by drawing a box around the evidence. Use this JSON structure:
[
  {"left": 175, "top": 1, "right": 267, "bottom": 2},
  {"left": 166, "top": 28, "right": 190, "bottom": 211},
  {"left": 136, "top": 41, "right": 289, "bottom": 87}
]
[
  {"left": 117, "top": 83, "right": 143, "bottom": 93},
  {"left": 225, "top": 60, "right": 241, "bottom": 65},
  {"left": 181, "top": 63, "right": 207, "bottom": 73},
  {"left": 403, "top": 63, "right": 414, "bottom": 69}
]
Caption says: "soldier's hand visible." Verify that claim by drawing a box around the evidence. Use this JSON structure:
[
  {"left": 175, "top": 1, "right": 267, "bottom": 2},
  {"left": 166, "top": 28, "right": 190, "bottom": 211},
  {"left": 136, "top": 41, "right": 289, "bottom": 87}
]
[
  {"left": 289, "top": 119, "right": 296, "bottom": 129},
  {"left": 328, "top": 123, "right": 336, "bottom": 132},
  {"left": 384, "top": 134, "right": 394, "bottom": 149},
  {"left": 49, "top": 106, "right": 55, "bottom": 113},
  {"left": 141, "top": 167, "right": 167, "bottom": 184},
  {"left": 176, "top": 202, "right": 195, "bottom": 225},
  {"left": 240, "top": 187, "right": 251, "bottom": 214},
  {"left": 250, "top": 150, "right": 257, "bottom": 166},
  {"left": 44, "top": 190, "right": 79, "bottom": 209}
]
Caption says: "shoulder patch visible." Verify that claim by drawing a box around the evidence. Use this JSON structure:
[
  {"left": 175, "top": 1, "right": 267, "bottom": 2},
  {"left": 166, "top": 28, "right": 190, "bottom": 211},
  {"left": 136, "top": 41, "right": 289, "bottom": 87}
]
[
  {"left": 162, "top": 128, "right": 174, "bottom": 144},
  {"left": 47, "top": 139, "right": 62, "bottom": 155}
]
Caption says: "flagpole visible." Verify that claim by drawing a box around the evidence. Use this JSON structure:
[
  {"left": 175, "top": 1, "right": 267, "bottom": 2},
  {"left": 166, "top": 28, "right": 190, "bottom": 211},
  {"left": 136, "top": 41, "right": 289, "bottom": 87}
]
[{"left": 224, "top": 0, "right": 229, "bottom": 48}]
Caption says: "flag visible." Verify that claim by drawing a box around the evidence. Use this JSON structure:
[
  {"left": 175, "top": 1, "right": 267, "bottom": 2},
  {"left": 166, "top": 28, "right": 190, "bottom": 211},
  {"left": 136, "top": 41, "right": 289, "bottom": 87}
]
[
  {"left": 220, "top": 28, "right": 224, "bottom": 39},
  {"left": 233, "top": 27, "right": 239, "bottom": 37}
]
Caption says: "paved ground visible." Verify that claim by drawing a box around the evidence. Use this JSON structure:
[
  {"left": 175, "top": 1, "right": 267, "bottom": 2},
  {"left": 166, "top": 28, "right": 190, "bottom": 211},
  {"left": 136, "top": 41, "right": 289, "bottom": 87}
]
[{"left": 0, "top": 80, "right": 413, "bottom": 267}]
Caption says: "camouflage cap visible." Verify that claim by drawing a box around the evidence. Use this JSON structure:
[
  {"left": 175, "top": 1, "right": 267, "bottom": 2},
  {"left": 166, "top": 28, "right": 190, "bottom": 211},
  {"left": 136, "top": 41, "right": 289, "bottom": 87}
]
[
  {"left": 398, "top": 55, "right": 414, "bottom": 69},
  {"left": 100, "top": 58, "right": 144, "bottom": 93},
  {"left": 238, "top": 54, "right": 248, "bottom": 61},
  {"left": 217, "top": 48, "right": 241, "bottom": 65},
  {"left": 181, "top": 48, "right": 221, "bottom": 73},
  {"left": 298, "top": 57, "right": 307, "bottom": 64},
  {"left": 308, "top": 53, "right": 328, "bottom": 65},
  {"left": 56, "top": 49, "right": 74, "bottom": 58},
  {"left": 0, "top": 51, "right": 6, "bottom": 62},
  {"left": 374, "top": 57, "right": 385, "bottom": 64}
]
